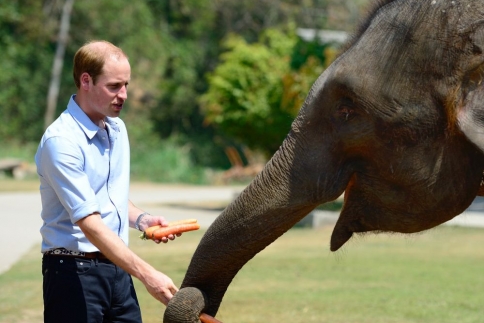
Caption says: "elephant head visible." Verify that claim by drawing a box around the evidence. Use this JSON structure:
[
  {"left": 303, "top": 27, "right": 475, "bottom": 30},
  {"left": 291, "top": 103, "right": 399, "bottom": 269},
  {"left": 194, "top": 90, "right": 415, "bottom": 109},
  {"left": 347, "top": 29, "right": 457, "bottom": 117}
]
[{"left": 164, "top": 0, "right": 484, "bottom": 321}]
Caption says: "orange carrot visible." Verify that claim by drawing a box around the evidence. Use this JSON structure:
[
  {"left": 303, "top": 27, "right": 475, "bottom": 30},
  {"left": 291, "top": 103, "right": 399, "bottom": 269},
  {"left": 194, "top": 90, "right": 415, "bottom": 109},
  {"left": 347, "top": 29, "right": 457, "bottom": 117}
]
[
  {"left": 168, "top": 218, "right": 198, "bottom": 226},
  {"left": 150, "top": 223, "right": 201, "bottom": 240},
  {"left": 199, "top": 313, "right": 223, "bottom": 323},
  {"left": 140, "top": 219, "right": 199, "bottom": 240},
  {"left": 142, "top": 225, "right": 162, "bottom": 239}
]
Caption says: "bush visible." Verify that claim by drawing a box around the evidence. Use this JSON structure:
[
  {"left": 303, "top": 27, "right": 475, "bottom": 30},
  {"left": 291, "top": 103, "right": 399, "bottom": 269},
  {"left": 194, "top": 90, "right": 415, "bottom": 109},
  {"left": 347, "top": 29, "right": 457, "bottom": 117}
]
[
  {"left": 130, "top": 137, "right": 210, "bottom": 184},
  {"left": 200, "top": 28, "right": 327, "bottom": 158},
  {"left": 1, "top": 134, "right": 211, "bottom": 184}
]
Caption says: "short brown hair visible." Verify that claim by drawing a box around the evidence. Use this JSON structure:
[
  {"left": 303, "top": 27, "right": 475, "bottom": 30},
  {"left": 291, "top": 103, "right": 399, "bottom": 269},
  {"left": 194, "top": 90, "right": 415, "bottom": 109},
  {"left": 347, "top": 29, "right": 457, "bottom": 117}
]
[{"left": 72, "top": 40, "right": 128, "bottom": 88}]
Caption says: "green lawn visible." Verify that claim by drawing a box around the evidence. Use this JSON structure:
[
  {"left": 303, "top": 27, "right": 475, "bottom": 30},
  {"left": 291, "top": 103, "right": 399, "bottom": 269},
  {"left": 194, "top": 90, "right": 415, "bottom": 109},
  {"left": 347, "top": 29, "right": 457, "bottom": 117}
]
[{"left": 1, "top": 225, "right": 483, "bottom": 323}]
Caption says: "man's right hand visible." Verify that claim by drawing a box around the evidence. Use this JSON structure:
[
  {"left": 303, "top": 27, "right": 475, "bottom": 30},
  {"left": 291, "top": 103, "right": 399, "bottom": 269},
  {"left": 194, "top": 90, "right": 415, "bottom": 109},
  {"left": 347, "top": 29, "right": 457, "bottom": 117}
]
[{"left": 143, "top": 269, "right": 179, "bottom": 306}]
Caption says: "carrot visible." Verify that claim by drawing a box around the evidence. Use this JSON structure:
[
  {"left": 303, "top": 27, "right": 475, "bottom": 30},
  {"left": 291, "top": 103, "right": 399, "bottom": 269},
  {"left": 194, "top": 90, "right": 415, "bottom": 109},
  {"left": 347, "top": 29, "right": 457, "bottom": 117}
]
[
  {"left": 168, "top": 218, "right": 198, "bottom": 226},
  {"left": 141, "top": 225, "right": 162, "bottom": 239},
  {"left": 199, "top": 313, "right": 223, "bottom": 323},
  {"left": 150, "top": 223, "right": 201, "bottom": 240},
  {"left": 140, "top": 219, "right": 199, "bottom": 240}
]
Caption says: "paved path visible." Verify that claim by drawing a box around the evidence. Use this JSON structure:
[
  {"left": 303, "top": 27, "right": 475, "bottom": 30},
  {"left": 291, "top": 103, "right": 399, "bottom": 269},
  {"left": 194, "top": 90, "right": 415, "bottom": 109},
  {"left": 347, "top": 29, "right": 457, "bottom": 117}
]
[
  {"left": 0, "top": 184, "right": 244, "bottom": 274},
  {"left": 1, "top": 183, "right": 484, "bottom": 274},
  {"left": 0, "top": 191, "right": 43, "bottom": 274}
]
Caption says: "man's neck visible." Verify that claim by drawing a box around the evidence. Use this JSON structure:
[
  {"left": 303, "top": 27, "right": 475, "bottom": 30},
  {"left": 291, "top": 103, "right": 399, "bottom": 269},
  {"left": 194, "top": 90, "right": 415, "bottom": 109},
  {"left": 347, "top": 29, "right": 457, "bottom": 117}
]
[{"left": 74, "top": 94, "right": 105, "bottom": 128}]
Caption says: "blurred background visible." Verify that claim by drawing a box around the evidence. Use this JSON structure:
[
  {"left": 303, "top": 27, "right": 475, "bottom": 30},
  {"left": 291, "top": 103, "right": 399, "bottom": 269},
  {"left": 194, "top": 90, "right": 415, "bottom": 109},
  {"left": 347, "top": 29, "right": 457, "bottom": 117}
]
[{"left": 0, "top": 0, "right": 372, "bottom": 185}]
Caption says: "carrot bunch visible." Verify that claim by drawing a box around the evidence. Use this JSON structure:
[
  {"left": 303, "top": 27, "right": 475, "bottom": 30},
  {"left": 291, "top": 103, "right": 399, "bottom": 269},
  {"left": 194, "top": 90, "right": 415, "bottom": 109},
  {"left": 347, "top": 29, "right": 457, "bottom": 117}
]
[{"left": 140, "top": 218, "right": 200, "bottom": 240}]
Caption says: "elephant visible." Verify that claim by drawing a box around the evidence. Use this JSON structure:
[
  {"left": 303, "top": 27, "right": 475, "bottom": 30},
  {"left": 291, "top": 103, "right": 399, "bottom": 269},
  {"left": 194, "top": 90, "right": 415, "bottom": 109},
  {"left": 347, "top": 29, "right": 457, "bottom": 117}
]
[{"left": 164, "top": 0, "right": 484, "bottom": 321}]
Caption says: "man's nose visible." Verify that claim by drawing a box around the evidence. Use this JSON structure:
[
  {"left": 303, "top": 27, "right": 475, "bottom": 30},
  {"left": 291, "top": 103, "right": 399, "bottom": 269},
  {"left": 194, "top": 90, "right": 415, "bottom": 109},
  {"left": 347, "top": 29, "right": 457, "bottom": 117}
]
[{"left": 118, "top": 85, "right": 128, "bottom": 100}]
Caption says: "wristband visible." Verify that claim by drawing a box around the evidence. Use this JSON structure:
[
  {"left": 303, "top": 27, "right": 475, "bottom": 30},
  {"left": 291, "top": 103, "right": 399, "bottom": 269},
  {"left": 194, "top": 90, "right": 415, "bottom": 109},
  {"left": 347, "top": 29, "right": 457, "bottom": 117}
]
[{"left": 135, "top": 212, "right": 149, "bottom": 231}]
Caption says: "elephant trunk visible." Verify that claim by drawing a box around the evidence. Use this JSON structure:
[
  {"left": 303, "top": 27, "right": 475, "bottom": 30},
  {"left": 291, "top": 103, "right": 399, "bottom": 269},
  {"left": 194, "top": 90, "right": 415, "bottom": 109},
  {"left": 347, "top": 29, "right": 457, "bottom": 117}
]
[{"left": 164, "top": 126, "right": 348, "bottom": 322}]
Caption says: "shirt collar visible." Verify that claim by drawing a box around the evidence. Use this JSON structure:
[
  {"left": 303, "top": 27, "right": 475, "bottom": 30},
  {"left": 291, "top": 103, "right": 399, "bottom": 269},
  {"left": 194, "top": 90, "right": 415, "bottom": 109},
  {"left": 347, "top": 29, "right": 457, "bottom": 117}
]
[
  {"left": 105, "top": 117, "right": 120, "bottom": 135},
  {"left": 67, "top": 95, "right": 121, "bottom": 140},
  {"left": 67, "top": 95, "right": 99, "bottom": 140}
]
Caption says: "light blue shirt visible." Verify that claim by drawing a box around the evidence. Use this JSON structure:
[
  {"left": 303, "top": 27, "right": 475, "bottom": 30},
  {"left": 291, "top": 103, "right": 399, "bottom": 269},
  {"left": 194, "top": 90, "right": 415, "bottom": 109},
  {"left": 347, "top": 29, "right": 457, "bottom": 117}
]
[{"left": 35, "top": 95, "right": 130, "bottom": 253}]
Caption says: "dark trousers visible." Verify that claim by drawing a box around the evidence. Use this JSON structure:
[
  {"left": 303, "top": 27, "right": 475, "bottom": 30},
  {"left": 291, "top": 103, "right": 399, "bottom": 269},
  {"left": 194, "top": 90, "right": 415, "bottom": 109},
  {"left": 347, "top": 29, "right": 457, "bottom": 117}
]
[{"left": 42, "top": 255, "right": 142, "bottom": 323}]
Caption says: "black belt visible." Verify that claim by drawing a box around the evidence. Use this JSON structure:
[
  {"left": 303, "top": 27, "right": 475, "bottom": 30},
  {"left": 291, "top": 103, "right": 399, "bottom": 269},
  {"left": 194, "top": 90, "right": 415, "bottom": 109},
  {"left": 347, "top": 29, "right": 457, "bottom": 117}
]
[{"left": 44, "top": 248, "right": 109, "bottom": 260}]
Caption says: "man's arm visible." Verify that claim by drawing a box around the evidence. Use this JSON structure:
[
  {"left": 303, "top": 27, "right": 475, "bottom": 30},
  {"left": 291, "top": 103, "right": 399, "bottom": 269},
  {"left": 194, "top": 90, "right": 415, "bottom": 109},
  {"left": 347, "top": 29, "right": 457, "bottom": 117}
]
[{"left": 77, "top": 213, "right": 178, "bottom": 305}]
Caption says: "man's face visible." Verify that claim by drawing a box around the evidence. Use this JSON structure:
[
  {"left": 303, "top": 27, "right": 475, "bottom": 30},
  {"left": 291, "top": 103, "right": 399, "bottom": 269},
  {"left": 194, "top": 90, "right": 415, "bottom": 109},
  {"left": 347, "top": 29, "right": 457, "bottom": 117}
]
[{"left": 86, "top": 56, "right": 131, "bottom": 122}]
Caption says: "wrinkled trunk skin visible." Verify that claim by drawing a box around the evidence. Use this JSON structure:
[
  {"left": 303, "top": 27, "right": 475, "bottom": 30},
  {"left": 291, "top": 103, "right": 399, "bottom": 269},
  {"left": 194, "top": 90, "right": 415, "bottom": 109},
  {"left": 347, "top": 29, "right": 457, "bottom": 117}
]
[{"left": 164, "top": 82, "right": 351, "bottom": 321}]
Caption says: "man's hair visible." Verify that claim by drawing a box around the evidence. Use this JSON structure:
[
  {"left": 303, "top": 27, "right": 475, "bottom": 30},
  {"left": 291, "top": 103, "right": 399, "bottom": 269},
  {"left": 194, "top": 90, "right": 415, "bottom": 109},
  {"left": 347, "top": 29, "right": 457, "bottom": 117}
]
[{"left": 73, "top": 40, "right": 128, "bottom": 89}]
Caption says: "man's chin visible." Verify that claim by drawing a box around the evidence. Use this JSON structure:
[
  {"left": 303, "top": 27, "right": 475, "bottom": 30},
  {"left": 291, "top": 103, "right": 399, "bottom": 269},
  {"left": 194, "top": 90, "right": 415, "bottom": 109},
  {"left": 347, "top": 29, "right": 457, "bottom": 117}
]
[{"left": 109, "top": 110, "right": 122, "bottom": 118}]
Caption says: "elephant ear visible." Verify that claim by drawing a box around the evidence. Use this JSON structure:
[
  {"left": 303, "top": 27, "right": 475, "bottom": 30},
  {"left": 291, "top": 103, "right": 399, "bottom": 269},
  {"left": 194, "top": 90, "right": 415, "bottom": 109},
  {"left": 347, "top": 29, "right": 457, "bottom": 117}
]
[
  {"left": 456, "top": 20, "right": 484, "bottom": 195},
  {"left": 457, "top": 20, "right": 484, "bottom": 151}
]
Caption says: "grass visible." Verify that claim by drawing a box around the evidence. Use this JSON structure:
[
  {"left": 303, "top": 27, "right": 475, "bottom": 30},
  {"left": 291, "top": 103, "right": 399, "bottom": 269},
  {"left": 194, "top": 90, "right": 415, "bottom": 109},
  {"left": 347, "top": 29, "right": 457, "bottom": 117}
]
[
  {"left": 0, "top": 178, "right": 39, "bottom": 192},
  {"left": 1, "top": 225, "right": 484, "bottom": 323}
]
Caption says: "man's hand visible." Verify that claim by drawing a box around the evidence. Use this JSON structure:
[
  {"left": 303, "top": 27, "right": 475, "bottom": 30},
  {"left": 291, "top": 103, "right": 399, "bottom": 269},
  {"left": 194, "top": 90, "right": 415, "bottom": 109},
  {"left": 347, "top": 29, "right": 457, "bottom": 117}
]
[
  {"left": 129, "top": 201, "right": 181, "bottom": 243},
  {"left": 140, "top": 214, "right": 181, "bottom": 243},
  {"left": 142, "top": 269, "right": 179, "bottom": 305}
]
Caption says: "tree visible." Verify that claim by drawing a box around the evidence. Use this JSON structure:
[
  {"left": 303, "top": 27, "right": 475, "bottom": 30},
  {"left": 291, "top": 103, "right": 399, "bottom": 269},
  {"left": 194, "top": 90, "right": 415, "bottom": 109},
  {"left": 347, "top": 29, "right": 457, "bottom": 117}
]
[
  {"left": 200, "top": 28, "right": 326, "bottom": 157},
  {"left": 146, "top": 0, "right": 333, "bottom": 167},
  {"left": 45, "top": 0, "right": 74, "bottom": 130},
  {"left": 0, "top": 0, "right": 57, "bottom": 142},
  {"left": 0, "top": 0, "right": 359, "bottom": 171}
]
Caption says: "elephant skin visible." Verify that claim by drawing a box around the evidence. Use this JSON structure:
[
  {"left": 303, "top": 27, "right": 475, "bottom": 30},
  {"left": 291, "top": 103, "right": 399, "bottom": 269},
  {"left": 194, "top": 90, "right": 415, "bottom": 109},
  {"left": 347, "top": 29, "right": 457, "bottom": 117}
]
[{"left": 164, "top": 0, "right": 484, "bottom": 321}]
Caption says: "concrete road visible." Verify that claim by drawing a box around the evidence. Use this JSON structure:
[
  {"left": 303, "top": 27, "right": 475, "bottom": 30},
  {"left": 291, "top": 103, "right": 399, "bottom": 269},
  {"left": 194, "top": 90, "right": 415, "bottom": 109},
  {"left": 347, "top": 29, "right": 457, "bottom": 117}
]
[
  {"left": 0, "top": 191, "right": 43, "bottom": 274},
  {"left": 0, "top": 184, "right": 244, "bottom": 274}
]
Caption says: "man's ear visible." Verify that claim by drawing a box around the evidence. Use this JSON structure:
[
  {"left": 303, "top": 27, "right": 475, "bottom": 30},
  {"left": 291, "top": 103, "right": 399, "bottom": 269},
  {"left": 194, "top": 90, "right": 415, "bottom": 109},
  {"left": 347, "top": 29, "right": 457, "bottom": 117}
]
[{"left": 80, "top": 72, "right": 91, "bottom": 90}]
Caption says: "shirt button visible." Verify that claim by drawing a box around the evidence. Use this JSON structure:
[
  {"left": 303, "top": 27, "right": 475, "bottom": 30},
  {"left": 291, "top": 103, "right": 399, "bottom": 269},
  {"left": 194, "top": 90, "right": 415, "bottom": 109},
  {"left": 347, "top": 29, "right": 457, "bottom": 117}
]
[{"left": 102, "top": 137, "right": 106, "bottom": 140}]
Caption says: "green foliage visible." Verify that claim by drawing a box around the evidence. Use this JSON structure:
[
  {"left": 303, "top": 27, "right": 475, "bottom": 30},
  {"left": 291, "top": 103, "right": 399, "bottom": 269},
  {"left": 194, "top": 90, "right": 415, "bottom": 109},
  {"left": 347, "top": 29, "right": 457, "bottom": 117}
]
[
  {"left": 290, "top": 37, "right": 328, "bottom": 70},
  {"left": 0, "top": 1, "right": 54, "bottom": 141},
  {"left": 127, "top": 122, "right": 209, "bottom": 184},
  {"left": 146, "top": 0, "right": 229, "bottom": 168},
  {"left": 201, "top": 28, "right": 326, "bottom": 157},
  {"left": 0, "top": 0, "right": 358, "bottom": 179},
  {"left": 130, "top": 139, "right": 209, "bottom": 184},
  {"left": 0, "top": 134, "right": 210, "bottom": 184},
  {"left": 0, "top": 140, "right": 37, "bottom": 161}
]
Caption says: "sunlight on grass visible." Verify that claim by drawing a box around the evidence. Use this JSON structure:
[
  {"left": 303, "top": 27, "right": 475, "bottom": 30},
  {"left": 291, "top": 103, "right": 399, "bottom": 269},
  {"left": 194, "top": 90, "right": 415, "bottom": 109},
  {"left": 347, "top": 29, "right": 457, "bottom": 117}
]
[
  {"left": 1, "top": 226, "right": 483, "bottom": 323},
  {"left": 0, "top": 179, "right": 39, "bottom": 192}
]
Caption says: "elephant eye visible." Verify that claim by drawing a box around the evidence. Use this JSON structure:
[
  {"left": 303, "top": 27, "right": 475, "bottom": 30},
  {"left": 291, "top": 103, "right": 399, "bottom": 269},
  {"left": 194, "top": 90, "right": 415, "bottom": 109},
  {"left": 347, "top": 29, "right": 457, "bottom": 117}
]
[{"left": 337, "top": 106, "right": 355, "bottom": 121}]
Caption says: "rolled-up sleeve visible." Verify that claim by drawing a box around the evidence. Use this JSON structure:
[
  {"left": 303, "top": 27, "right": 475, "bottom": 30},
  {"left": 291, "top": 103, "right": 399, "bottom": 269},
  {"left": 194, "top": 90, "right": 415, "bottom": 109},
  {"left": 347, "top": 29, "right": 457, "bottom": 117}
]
[{"left": 38, "top": 136, "right": 100, "bottom": 223}]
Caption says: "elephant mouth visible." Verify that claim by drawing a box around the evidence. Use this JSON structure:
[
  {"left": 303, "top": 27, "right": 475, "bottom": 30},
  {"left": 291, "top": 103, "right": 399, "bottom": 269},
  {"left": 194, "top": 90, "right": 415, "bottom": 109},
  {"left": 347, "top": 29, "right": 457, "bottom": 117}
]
[
  {"left": 328, "top": 169, "right": 482, "bottom": 251},
  {"left": 329, "top": 203, "right": 425, "bottom": 252}
]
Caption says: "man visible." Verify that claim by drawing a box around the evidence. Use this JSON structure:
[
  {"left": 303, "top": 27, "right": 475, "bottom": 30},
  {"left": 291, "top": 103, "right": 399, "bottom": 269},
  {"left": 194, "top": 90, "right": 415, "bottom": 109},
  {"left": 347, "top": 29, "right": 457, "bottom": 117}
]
[{"left": 35, "top": 40, "right": 178, "bottom": 323}]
